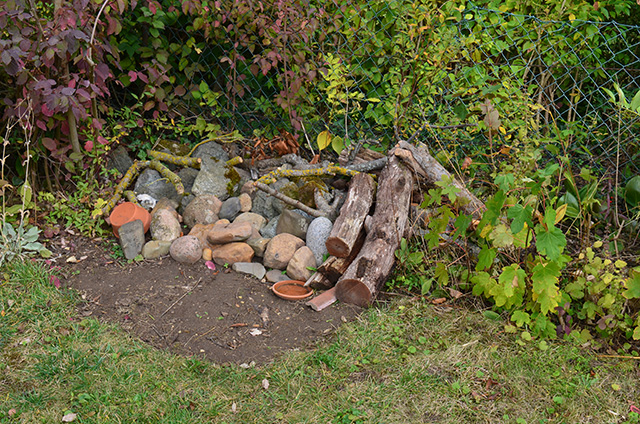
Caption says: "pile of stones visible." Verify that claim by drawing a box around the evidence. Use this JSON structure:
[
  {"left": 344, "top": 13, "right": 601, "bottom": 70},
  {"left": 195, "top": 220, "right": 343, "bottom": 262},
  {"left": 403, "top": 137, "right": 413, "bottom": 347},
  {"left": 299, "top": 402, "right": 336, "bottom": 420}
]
[{"left": 111, "top": 141, "right": 337, "bottom": 284}]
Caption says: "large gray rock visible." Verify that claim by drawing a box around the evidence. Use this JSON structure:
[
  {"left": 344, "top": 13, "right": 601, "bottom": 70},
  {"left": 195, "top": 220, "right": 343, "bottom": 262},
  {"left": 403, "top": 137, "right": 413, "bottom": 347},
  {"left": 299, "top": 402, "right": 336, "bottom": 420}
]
[
  {"left": 276, "top": 209, "right": 312, "bottom": 240},
  {"left": 260, "top": 216, "right": 279, "bottom": 239},
  {"left": 119, "top": 219, "right": 145, "bottom": 260},
  {"left": 170, "top": 236, "right": 202, "bottom": 264},
  {"left": 232, "top": 262, "right": 266, "bottom": 280},
  {"left": 192, "top": 140, "right": 230, "bottom": 163},
  {"left": 134, "top": 169, "right": 181, "bottom": 203},
  {"left": 106, "top": 145, "right": 133, "bottom": 176},
  {"left": 178, "top": 167, "right": 199, "bottom": 194},
  {"left": 219, "top": 197, "right": 242, "bottom": 221},
  {"left": 306, "top": 217, "right": 333, "bottom": 266},
  {"left": 250, "top": 178, "right": 295, "bottom": 220},
  {"left": 150, "top": 208, "right": 182, "bottom": 242},
  {"left": 182, "top": 194, "right": 222, "bottom": 229},
  {"left": 191, "top": 158, "right": 241, "bottom": 201}
]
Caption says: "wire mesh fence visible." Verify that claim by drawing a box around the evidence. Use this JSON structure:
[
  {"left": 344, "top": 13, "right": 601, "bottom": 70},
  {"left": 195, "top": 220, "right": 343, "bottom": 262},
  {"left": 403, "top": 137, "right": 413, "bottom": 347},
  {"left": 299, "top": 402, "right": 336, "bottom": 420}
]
[{"left": 162, "top": 1, "right": 640, "bottom": 178}]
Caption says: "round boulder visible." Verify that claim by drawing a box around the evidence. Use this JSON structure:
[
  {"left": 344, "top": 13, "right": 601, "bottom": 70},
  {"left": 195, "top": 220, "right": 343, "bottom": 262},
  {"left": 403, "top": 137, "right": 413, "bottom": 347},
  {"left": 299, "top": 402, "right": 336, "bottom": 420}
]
[{"left": 170, "top": 236, "right": 203, "bottom": 264}]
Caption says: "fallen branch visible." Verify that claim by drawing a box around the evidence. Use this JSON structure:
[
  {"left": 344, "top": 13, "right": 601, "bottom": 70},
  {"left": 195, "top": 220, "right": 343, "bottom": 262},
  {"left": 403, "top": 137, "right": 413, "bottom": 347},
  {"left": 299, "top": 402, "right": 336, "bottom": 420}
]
[
  {"left": 253, "top": 182, "right": 325, "bottom": 218},
  {"left": 149, "top": 150, "right": 202, "bottom": 168},
  {"left": 393, "top": 141, "right": 486, "bottom": 220},
  {"left": 257, "top": 163, "right": 360, "bottom": 185}
]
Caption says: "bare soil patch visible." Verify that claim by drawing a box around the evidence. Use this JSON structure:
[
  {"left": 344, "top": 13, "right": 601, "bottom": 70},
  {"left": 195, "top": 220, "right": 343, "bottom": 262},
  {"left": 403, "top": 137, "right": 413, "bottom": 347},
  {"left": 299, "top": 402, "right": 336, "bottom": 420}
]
[{"left": 58, "top": 237, "right": 361, "bottom": 365}]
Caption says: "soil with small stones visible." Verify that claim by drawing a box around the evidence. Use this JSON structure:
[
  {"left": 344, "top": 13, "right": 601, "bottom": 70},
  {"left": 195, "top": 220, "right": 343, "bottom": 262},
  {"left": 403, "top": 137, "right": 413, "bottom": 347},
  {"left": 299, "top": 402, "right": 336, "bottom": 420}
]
[{"left": 57, "top": 236, "right": 361, "bottom": 365}]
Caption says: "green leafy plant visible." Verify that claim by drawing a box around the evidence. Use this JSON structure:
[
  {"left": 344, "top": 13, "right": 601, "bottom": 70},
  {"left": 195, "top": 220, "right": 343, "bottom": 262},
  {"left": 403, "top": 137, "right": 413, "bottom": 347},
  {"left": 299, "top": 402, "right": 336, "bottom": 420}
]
[{"left": 0, "top": 223, "right": 51, "bottom": 268}]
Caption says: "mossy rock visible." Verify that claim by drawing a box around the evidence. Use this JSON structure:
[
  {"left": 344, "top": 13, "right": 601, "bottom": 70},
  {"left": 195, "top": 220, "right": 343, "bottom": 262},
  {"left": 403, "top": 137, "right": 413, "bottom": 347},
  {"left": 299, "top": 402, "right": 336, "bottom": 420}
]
[
  {"left": 297, "top": 178, "right": 329, "bottom": 208},
  {"left": 225, "top": 165, "right": 242, "bottom": 197},
  {"left": 157, "top": 139, "right": 191, "bottom": 156}
]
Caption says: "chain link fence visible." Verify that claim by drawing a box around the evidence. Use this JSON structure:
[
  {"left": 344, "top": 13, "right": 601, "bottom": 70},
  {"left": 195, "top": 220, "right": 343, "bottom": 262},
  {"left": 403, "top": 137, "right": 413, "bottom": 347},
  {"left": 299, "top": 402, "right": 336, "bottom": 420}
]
[{"left": 161, "top": 1, "right": 640, "bottom": 178}]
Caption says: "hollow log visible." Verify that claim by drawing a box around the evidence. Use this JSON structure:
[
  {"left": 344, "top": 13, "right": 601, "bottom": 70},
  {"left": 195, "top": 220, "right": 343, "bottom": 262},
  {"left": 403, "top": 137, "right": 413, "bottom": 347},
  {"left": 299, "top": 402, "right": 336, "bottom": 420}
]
[
  {"left": 335, "top": 156, "right": 413, "bottom": 307},
  {"left": 393, "top": 141, "right": 486, "bottom": 220},
  {"left": 325, "top": 172, "right": 376, "bottom": 258}
]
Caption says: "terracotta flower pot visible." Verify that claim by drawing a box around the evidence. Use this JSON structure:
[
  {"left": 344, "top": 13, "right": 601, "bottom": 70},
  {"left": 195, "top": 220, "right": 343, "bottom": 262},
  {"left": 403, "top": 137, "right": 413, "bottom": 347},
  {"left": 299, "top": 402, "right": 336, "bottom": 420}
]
[
  {"left": 271, "top": 280, "right": 313, "bottom": 301},
  {"left": 109, "top": 202, "right": 151, "bottom": 238}
]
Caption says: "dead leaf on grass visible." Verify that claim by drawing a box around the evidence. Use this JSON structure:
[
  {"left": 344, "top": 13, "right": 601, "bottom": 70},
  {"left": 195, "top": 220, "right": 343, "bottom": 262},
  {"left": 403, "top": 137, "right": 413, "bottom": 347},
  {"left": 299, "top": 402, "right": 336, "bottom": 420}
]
[
  {"left": 262, "top": 378, "right": 270, "bottom": 390},
  {"left": 62, "top": 412, "right": 77, "bottom": 422}
]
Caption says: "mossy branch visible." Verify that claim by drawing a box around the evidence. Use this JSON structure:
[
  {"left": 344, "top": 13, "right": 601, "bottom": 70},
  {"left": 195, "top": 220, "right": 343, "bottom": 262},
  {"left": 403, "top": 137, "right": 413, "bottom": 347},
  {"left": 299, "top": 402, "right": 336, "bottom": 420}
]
[
  {"left": 149, "top": 150, "right": 201, "bottom": 168},
  {"left": 257, "top": 164, "right": 360, "bottom": 185}
]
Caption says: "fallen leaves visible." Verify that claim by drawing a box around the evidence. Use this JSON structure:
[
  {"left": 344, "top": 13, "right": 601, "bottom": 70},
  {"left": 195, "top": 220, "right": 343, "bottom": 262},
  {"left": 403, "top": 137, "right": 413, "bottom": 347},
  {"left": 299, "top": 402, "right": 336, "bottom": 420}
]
[{"left": 62, "top": 412, "right": 77, "bottom": 422}]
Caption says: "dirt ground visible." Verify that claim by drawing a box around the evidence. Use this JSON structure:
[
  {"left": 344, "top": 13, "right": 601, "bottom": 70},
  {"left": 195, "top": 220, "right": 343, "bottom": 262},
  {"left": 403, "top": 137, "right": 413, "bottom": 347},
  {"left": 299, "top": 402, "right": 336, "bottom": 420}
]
[{"left": 56, "top": 236, "right": 361, "bottom": 365}]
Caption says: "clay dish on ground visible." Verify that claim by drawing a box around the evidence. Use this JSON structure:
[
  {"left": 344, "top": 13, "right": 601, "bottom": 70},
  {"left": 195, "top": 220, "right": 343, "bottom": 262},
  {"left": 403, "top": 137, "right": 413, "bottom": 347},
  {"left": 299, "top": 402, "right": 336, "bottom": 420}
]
[{"left": 271, "top": 280, "right": 313, "bottom": 301}]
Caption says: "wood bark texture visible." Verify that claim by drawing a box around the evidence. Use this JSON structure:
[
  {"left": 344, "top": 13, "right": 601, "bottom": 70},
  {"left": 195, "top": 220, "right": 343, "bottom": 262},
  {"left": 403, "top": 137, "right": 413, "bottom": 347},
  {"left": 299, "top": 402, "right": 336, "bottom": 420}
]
[
  {"left": 305, "top": 231, "right": 365, "bottom": 289},
  {"left": 325, "top": 172, "right": 376, "bottom": 258},
  {"left": 394, "top": 141, "right": 486, "bottom": 220},
  {"left": 335, "top": 155, "right": 413, "bottom": 307}
]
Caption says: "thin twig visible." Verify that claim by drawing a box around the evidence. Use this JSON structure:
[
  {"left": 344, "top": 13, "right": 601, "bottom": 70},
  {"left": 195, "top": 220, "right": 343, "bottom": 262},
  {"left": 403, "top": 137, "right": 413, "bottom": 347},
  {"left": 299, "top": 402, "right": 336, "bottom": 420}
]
[
  {"left": 596, "top": 354, "right": 640, "bottom": 360},
  {"left": 160, "top": 278, "right": 203, "bottom": 318}
]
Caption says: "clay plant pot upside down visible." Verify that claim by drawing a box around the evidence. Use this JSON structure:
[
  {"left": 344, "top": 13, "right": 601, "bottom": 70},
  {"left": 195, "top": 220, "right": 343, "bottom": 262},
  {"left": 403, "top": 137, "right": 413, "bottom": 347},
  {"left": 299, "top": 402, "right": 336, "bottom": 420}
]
[{"left": 109, "top": 202, "right": 151, "bottom": 238}]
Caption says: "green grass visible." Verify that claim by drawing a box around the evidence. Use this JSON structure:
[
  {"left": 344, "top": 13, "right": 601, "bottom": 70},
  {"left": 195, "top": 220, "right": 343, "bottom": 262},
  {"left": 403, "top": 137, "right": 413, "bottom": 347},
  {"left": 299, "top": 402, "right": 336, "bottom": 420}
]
[{"left": 1, "top": 260, "right": 640, "bottom": 423}]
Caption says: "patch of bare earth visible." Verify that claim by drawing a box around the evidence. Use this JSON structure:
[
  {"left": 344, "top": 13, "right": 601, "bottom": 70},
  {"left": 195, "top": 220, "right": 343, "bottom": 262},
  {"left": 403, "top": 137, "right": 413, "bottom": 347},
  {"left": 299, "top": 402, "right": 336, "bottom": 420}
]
[{"left": 58, "top": 237, "right": 361, "bottom": 365}]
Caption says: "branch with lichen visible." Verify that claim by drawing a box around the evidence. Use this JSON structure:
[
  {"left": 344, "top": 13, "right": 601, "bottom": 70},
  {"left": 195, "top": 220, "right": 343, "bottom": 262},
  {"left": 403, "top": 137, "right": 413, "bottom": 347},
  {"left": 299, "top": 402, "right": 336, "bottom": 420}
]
[
  {"left": 257, "top": 164, "right": 360, "bottom": 185},
  {"left": 101, "top": 160, "right": 150, "bottom": 216},
  {"left": 149, "top": 150, "right": 202, "bottom": 168},
  {"left": 149, "top": 160, "right": 184, "bottom": 195},
  {"left": 123, "top": 190, "right": 139, "bottom": 204}
]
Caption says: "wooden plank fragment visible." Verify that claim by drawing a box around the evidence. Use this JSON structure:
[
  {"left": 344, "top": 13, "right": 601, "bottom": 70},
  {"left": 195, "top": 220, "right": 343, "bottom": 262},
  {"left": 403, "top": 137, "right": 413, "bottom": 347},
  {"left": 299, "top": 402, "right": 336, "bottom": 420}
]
[{"left": 306, "top": 287, "right": 338, "bottom": 311}]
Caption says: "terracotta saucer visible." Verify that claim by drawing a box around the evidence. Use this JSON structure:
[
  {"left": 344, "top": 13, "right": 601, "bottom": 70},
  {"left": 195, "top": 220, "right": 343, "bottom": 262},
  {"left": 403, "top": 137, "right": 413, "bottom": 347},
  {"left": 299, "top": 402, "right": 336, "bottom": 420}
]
[{"left": 271, "top": 280, "right": 313, "bottom": 301}]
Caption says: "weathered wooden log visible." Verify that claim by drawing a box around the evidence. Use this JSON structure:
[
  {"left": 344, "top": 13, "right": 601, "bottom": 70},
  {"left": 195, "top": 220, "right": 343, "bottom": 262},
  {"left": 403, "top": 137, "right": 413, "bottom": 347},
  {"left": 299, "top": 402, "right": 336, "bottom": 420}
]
[
  {"left": 338, "top": 146, "right": 385, "bottom": 166},
  {"left": 335, "top": 155, "right": 413, "bottom": 307},
  {"left": 325, "top": 172, "right": 376, "bottom": 258},
  {"left": 393, "top": 141, "right": 486, "bottom": 220},
  {"left": 305, "top": 231, "right": 365, "bottom": 289}
]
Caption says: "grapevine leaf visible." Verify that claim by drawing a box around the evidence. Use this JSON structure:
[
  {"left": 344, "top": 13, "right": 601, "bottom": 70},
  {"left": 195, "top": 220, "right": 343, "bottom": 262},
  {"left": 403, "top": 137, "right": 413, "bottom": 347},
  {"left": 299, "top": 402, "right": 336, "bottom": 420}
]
[
  {"left": 507, "top": 203, "right": 533, "bottom": 234},
  {"left": 478, "top": 190, "right": 506, "bottom": 232},
  {"left": 489, "top": 224, "right": 514, "bottom": 248},
  {"left": 476, "top": 247, "right": 496, "bottom": 271},
  {"left": 511, "top": 310, "right": 531, "bottom": 327},
  {"left": 471, "top": 272, "right": 496, "bottom": 297},
  {"left": 622, "top": 270, "right": 640, "bottom": 300},
  {"left": 495, "top": 173, "right": 514, "bottom": 192},
  {"left": 535, "top": 222, "right": 566, "bottom": 261},
  {"left": 452, "top": 213, "right": 472, "bottom": 240},
  {"left": 531, "top": 261, "right": 562, "bottom": 314}
]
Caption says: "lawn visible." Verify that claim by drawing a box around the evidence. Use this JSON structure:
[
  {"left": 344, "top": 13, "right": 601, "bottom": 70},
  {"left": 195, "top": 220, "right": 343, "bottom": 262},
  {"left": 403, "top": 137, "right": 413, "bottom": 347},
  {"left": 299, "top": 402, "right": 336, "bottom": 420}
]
[{"left": 1, "top": 260, "right": 639, "bottom": 423}]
